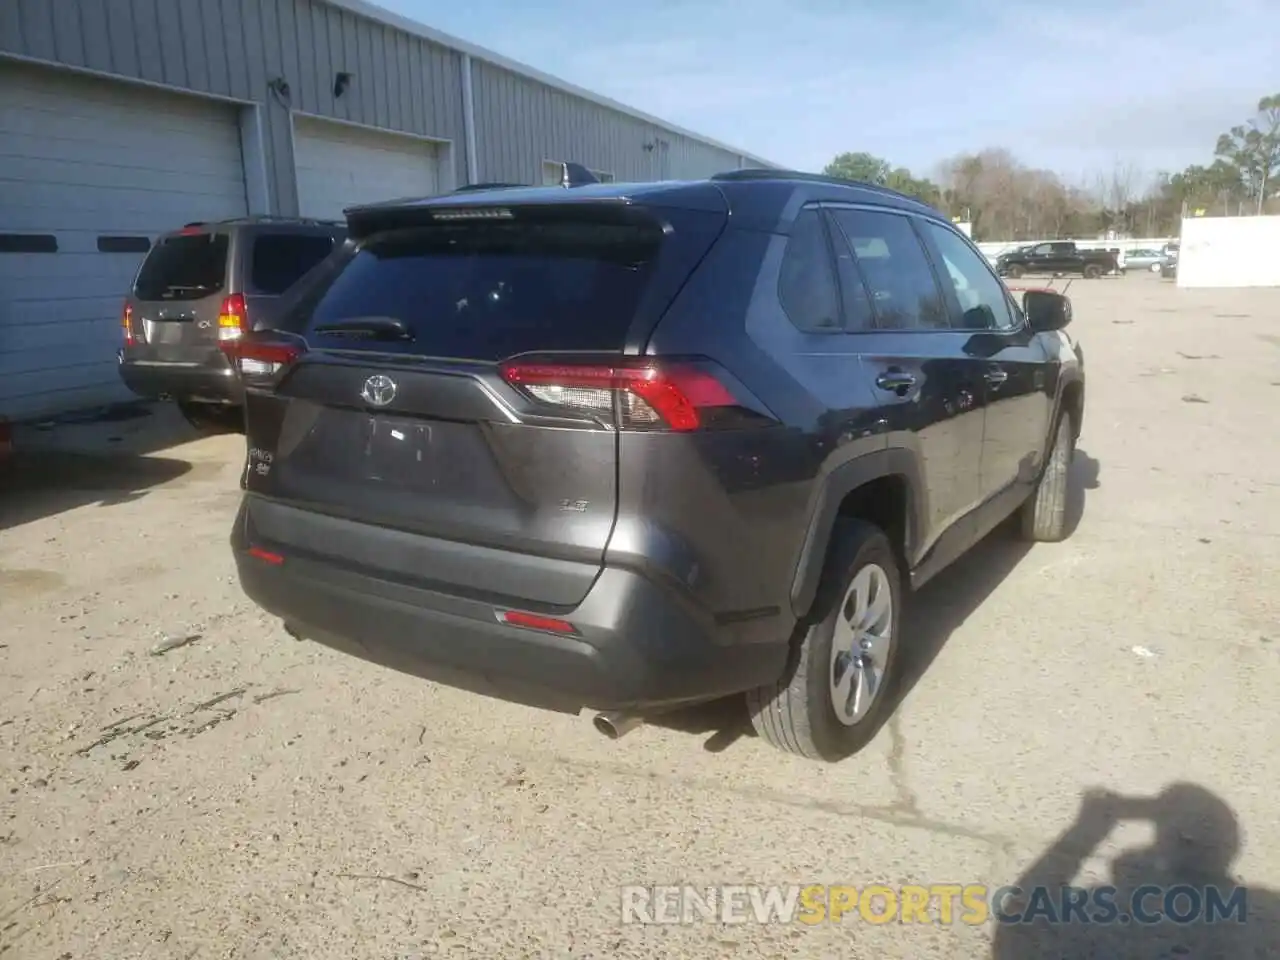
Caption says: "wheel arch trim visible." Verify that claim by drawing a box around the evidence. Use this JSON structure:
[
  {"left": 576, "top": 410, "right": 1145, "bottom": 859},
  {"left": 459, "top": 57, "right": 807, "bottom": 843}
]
[{"left": 789, "top": 448, "right": 923, "bottom": 620}]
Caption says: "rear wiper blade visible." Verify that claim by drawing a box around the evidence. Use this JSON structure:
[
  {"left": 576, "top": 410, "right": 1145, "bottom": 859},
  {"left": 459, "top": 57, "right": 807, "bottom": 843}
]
[{"left": 312, "top": 316, "right": 413, "bottom": 340}]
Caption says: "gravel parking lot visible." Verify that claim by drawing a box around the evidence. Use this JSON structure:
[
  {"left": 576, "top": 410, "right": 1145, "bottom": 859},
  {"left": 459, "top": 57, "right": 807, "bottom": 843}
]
[{"left": 3, "top": 272, "right": 1279, "bottom": 959}]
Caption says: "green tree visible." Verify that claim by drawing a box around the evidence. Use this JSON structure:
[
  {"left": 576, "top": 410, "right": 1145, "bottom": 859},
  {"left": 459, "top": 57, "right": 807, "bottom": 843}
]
[
  {"left": 1165, "top": 160, "right": 1247, "bottom": 215},
  {"left": 822, "top": 151, "right": 892, "bottom": 185},
  {"left": 884, "top": 166, "right": 942, "bottom": 206},
  {"left": 821, "top": 152, "right": 942, "bottom": 205},
  {"left": 1214, "top": 93, "right": 1280, "bottom": 213}
]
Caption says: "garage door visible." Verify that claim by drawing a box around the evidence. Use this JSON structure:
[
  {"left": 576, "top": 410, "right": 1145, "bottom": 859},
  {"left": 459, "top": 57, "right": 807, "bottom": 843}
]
[
  {"left": 0, "top": 61, "right": 249, "bottom": 421},
  {"left": 293, "top": 115, "right": 443, "bottom": 221}
]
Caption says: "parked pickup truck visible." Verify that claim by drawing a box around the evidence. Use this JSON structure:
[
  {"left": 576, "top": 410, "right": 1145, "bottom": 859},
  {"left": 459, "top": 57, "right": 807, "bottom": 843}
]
[{"left": 995, "top": 242, "right": 1117, "bottom": 279}]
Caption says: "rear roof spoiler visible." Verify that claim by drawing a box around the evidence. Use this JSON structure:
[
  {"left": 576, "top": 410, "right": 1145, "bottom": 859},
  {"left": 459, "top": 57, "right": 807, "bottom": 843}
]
[{"left": 452, "top": 161, "right": 600, "bottom": 194}]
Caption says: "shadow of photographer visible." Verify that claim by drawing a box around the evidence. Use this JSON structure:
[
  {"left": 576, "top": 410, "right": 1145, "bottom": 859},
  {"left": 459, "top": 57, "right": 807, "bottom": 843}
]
[{"left": 992, "top": 783, "right": 1279, "bottom": 958}]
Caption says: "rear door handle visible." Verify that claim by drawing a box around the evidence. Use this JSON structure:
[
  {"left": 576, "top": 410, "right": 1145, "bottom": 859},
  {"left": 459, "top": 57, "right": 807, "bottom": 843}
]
[
  {"left": 875, "top": 370, "right": 917, "bottom": 394},
  {"left": 984, "top": 368, "right": 1009, "bottom": 387}
]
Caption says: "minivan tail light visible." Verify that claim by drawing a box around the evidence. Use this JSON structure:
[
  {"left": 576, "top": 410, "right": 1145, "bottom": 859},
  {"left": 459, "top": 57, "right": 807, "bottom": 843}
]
[
  {"left": 218, "top": 293, "right": 248, "bottom": 341},
  {"left": 121, "top": 302, "right": 135, "bottom": 346},
  {"left": 499, "top": 359, "right": 743, "bottom": 432}
]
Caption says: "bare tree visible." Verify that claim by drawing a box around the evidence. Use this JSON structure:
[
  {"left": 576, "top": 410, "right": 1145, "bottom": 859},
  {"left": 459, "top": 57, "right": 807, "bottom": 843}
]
[
  {"left": 935, "top": 149, "right": 1099, "bottom": 241},
  {"left": 1092, "top": 160, "right": 1143, "bottom": 235}
]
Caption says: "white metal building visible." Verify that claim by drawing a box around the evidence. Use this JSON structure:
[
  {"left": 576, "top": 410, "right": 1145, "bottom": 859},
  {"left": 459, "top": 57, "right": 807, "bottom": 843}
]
[{"left": 0, "top": 0, "right": 776, "bottom": 422}]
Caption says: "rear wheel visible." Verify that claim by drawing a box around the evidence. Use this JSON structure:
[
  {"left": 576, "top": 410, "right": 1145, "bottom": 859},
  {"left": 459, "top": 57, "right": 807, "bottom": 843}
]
[
  {"left": 176, "top": 401, "right": 243, "bottom": 435},
  {"left": 1083, "top": 264, "right": 1103, "bottom": 279},
  {"left": 1020, "top": 415, "right": 1073, "bottom": 542},
  {"left": 747, "top": 519, "right": 902, "bottom": 762}
]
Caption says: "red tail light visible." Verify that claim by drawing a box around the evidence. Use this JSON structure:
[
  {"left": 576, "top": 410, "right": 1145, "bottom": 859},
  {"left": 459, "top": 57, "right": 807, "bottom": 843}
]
[
  {"left": 500, "top": 610, "right": 578, "bottom": 634},
  {"left": 221, "top": 337, "right": 304, "bottom": 379},
  {"left": 121, "top": 302, "right": 135, "bottom": 346},
  {"left": 217, "top": 293, "right": 248, "bottom": 341},
  {"left": 499, "top": 359, "right": 743, "bottom": 432}
]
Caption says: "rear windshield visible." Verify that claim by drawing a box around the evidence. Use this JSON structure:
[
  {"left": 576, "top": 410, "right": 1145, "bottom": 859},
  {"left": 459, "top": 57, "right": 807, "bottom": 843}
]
[
  {"left": 295, "top": 219, "right": 663, "bottom": 360},
  {"left": 251, "top": 233, "right": 339, "bottom": 295},
  {"left": 134, "top": 233, "right": 229, "bottom": 301}
]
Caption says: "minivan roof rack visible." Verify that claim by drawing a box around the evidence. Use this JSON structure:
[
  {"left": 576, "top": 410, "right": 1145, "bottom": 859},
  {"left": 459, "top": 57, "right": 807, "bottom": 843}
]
[
  {"left": 231, "top": 214, "right": 346, "bottom": 226},
  {"left": 712, "top": 168, "right": 935, "bottom": 207}
]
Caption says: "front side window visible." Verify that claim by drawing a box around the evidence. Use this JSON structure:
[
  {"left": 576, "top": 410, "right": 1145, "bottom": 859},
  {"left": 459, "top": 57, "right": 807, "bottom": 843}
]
[{"left": 923, "top": 222, "right": 1016, "bottom": 331}]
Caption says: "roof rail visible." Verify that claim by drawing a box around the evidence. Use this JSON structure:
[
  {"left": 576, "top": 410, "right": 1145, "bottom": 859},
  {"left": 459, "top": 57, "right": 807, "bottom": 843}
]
[
  {"left": 183, "top": 221, "right": 206, "bottom": 228},
  {"left": 711, "top": 168, "right": 936, "bottom": 207}
]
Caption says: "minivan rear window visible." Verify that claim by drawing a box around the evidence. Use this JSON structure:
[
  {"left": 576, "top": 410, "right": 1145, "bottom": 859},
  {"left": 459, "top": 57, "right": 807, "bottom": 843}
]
[
  {"left": 133, "top": 233, "right": 229, "bottom": 301},
  {"left": 297, "top": 219, "right": 664, "bottom": 360}
]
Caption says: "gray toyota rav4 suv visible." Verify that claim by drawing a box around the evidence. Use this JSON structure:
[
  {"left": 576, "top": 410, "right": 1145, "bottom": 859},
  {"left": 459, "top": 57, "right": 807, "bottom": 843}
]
[
  {"left": 119, "top": 217, "right": 346, "bottom": 429},
  {"left": 227, "top": 170, "right": 1085, "bottom": 763}
]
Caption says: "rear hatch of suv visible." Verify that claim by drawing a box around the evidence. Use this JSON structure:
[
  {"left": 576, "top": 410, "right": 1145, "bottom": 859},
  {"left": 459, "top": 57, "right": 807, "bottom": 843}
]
[
  {"left": 125, "top": 228, "right": 235, "bottom": 361},
  {"left": 234, "top": 190, "right": 731, "bottom": 608}
]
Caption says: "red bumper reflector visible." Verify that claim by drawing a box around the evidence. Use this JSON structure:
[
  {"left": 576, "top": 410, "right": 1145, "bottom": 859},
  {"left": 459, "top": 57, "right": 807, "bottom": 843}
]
[
  {"left": 248, "top": 546, "right": 284, "bottom": 565},
  {"left": 501, "top": 610, "right": 577, "bottom": 634}
]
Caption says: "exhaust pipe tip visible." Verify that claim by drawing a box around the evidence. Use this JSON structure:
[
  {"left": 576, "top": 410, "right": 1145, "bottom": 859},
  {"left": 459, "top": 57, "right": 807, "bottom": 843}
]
[{"left": 592, "top": 711, "right": 643, "bottom": 740}]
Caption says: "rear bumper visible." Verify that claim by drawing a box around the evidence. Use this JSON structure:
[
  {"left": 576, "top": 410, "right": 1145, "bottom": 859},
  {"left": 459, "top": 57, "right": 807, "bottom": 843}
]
[
  {"left": 118, "top": 350, "right": 243, "bottom": 405},
  {"left": 231, "top": 502, "right": 789, "bottom": 714}
]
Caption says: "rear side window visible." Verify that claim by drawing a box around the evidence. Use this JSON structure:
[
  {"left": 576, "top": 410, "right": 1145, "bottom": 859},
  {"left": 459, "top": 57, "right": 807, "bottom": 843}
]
[
  {"left": 778, "top": 208, "right": 841, "bottom": 332},
  {"left": 251, "top": 233, "right": 338, "bottom": 295},
  {"left": 828, "top": 210, "right": 949, "bottom": 330},
  {"left": 298, "top": 219, "right": 664, "bottom": 360},
  {"left": 133, "top": 233, "right": 229, "bottom": 301}
]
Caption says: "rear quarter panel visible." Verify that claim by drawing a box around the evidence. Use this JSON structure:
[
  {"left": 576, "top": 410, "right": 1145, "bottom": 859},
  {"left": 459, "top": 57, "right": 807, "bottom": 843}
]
[{"left": 631, "top": 225, "right": 885, "bottom": 639}]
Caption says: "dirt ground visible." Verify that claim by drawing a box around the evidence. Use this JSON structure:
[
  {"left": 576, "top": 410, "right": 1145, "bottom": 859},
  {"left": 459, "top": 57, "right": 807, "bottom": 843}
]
[{"left": 3, "top": 272, "right": 1279, "bottom": 959}]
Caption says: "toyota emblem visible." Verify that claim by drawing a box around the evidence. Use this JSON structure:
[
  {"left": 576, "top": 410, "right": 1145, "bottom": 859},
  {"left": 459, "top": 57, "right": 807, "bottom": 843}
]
[{"left": 361, "top": 374, "right": 397, "bottom": 407}]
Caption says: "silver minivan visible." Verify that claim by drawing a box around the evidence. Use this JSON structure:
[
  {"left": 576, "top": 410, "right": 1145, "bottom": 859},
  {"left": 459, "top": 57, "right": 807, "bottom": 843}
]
[{"left": 118, "top": 217, "right": 345, "bottom": 430}]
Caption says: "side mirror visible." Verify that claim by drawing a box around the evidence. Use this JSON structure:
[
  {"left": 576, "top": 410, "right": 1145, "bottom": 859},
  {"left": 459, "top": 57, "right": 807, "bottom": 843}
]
[{"left": 1023, "top": 290, "right": 1072, "bottom": 332}]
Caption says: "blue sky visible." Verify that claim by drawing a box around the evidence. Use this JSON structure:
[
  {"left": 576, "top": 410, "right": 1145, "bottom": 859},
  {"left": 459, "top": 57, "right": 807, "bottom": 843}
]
[{"left": 378, "top": 0, "right": 1279, "bottom": 186}]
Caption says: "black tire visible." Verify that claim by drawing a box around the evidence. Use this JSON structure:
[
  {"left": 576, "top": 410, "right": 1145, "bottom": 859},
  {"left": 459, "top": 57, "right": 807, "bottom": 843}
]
[
  {"left": 746, "top": 519, "right": 903, "bottom": 762},
  {"left": 1083, "top": 264, "right": 1103, "bottom": 279},
  {"left": 176, "top": 401, "right": 243, "bottom": 435},
  {"left": 1005, "top": 264, "right": 1025, "bottom": 280},
  {"left": 1019, "top": 414, "right": 1073, "bottom": 542}
]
